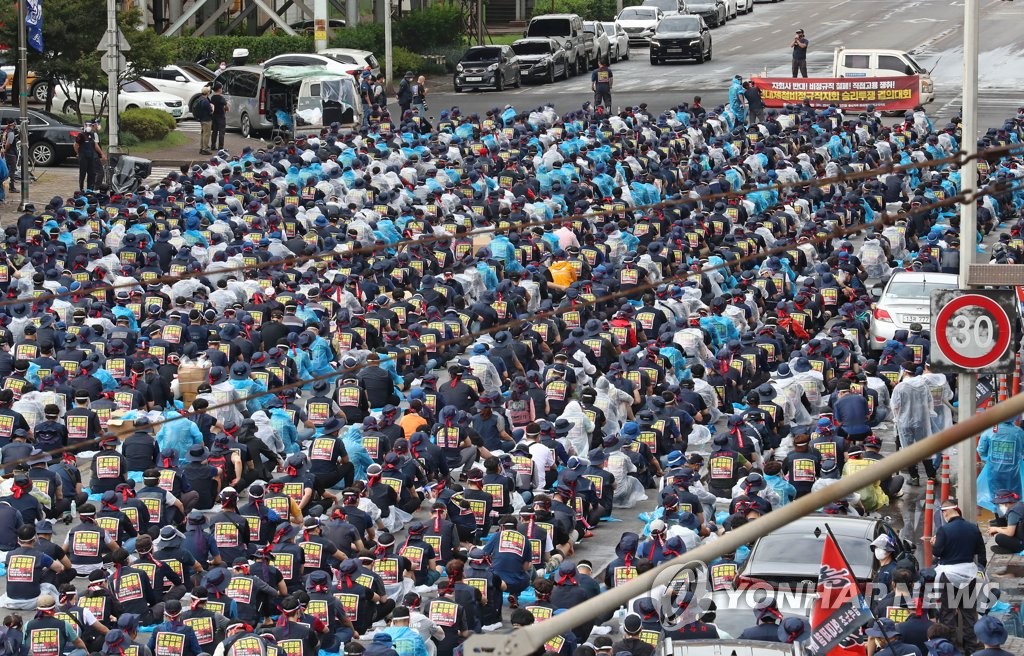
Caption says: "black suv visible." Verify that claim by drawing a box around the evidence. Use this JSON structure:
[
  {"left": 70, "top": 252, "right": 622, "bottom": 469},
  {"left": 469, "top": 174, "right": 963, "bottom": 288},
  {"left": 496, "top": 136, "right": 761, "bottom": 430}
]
[
  {"left": 649, "top": 14, "right": 713, "bottom": 64},
  {"left": 454, "top": 45, "right": 521, "bottom": 92}
]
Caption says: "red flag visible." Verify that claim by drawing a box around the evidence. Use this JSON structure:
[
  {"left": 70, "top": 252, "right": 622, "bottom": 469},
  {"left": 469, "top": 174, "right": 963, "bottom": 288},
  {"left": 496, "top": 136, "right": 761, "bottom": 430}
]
[{"left": 804, "top": 526, "right": 871, "bottom": 656}]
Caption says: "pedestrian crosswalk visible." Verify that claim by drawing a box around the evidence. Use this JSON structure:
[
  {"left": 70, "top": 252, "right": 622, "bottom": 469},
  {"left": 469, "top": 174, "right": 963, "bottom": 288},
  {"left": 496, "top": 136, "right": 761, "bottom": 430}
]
[
  {"left": 147, "top": 166, "right": 186, "bottom": 182},
  {"left": 176, "top": 119, "right": 201, "bottom": 133}
]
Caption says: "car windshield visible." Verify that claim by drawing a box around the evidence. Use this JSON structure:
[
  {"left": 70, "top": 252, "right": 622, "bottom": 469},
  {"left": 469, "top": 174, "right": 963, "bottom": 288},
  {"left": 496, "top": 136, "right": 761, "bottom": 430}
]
[
  {"left": 462, "top": 47, "right": 501, "bottom": 62},
  {"left": 513, "top": 42, "right": 552, "bottom": 56},
  {"left": 885, "top": 279, "right": 958, "bottom": 300},
  {"left": 905, "top": 54, "right": 927, "bottom": 74},
  {"left": 602, "top": 23, "right": 618, "bottom": 33},
  {"left": 583, "top": 25, "right": 596, "bottom": 33},
  {"left": 122, "top": 79, "right": 158, "bottom": 93},
  {"left": 177, "top": 63, "right": 216, "bottom": 82},
  {"left": 528, "top": 19, "right": 570, "bottom": 37},
  {"left": 643, "top": 0, "right": 678, "bottom": 11},
  {"left": 619, "top": 7, "right": 658, "bottom": 18},
  {"left": 658, "top": 16, "right": 700, "bottom": 31},
  {"left": 755, "top": 533, "right": 874, "bottom": 573}
]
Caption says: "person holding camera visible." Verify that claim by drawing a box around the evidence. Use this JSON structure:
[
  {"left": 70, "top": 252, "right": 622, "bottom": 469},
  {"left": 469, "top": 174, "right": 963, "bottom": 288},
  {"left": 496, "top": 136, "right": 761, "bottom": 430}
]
[{"left": 791, "top": 29, "right": 808, "bottom": 77}]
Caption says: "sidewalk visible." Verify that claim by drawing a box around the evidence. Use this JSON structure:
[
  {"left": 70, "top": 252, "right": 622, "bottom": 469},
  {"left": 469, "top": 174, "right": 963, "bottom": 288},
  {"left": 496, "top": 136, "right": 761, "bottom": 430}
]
[
  {"left": 986, "top": 534, "right": 1024, "bottom": 649},
  {"left": 144, "top": 129, "right": 260, "bottom": 167}
]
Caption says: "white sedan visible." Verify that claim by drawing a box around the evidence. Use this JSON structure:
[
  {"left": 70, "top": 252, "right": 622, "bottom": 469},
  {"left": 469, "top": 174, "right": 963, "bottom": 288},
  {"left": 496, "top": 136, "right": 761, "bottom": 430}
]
[
  {"left": 602, "top": 22, "right": 630, "bottom": 61},
  {"left": 52, "top": 78, "right": 184, "bottom": 119},
  {"left": 736, "top": 0, "right": 754, "bottom": 13},
  {"left": 141, "top": 62, "right": 217, "bottom": 117}
]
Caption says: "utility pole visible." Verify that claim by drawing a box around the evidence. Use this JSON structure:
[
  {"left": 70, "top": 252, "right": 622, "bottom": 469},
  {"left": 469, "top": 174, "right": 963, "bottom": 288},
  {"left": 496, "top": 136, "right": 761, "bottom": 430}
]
[
  {"left": 346, "top": 0, "right": 357, "bottom": 29},
  {"left": 957, "top": 0, "right": 980, "bottom": 523},
  {"left": 384, "top": 0, "right": 392, "bottom": 91},
  {"left": 16, "top": 0, "right": 29, "bottom": 209},
  {"left": 314, "top": 0, "right": 328, "bottom": 51}
]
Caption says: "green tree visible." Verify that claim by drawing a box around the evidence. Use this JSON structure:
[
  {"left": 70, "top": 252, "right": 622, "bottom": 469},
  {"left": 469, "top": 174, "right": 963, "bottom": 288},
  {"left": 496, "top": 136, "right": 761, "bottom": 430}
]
[{"left": 0, "top": 1, "right": 174, "bottom": 120}]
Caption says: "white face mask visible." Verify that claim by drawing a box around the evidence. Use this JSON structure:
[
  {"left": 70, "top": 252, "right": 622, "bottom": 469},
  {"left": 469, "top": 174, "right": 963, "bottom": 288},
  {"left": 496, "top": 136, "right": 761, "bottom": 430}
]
[{"left": 874, "top": 548, "right": 889, "bottom": 561}]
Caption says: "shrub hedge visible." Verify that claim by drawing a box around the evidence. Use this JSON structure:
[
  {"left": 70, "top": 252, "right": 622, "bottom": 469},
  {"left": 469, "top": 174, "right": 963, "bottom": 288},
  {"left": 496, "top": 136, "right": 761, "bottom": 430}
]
[{"left": 120, "top": 108, "right": 175, "bottom": 141}]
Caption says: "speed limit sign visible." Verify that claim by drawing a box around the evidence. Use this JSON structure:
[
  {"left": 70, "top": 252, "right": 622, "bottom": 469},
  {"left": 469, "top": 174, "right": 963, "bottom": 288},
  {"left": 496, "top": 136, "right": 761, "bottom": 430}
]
[{"left": 930, "top": 289, "right": 1017, "bottom": 373}]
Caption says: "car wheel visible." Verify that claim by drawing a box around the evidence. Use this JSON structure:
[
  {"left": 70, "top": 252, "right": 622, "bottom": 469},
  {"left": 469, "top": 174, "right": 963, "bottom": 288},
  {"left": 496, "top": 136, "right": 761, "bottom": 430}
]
[
  {"left": 650, "top": 56, "right": 659, "bottom": 65},
  {"left": 125, "top": 105, "right": 139, "bottom": 111},
  {"left": 240, "top": 112, "right": 252, "bottom": 138},
  {"left": 495, "top": 73, "right": 504, "bottom": 92},
  {"left": 547, "top": 67, "right": 556, "bottom": 84},
  {"left": 706, "top": 43, "right": 713, "bottom": 61},
  {"left": 623, "top": 46, "right": 629, "bottom": 60},
  {"left": 30, "top": 140, "right": 55, "bottom": 167},
  {"left": 577, "top": 57, "right": 586, "bottom": 75},
  {"left": 513, "top": 71, "right": 521, "bottom": 88},
  {"left": 695, "top": 47, "right": 705, "bottom": 64},
  {"left": 62, "top": 101, "right": 78, "bottom": 114},
  {"left": 30, "top": 80, "right": 48, "bottom": 104}
]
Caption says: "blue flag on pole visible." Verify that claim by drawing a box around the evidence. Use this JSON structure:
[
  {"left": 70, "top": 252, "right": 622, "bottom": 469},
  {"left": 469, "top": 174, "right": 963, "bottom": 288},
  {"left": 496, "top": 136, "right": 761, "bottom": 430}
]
[{"left": 26, "top": 0, "right": 43, "bottom": 53}]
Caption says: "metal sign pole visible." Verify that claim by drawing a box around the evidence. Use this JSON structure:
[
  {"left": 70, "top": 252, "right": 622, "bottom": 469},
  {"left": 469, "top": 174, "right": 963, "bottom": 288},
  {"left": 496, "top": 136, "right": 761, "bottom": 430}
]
[
  {"left": 957, "top": 0, "right": 980, "bottom": 523},
  {"left": 17, "top": 0, "right": 30, "bottom": 210},
  {"left": 106, "top": 0, "right": 121, "bottom": 155}
]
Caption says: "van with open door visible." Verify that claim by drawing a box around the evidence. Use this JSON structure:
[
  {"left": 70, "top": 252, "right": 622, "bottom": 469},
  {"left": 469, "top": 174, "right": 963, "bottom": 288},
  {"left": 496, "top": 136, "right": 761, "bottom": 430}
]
[{"left": 832, "top": 47, "right": 935, "bottom": 105}]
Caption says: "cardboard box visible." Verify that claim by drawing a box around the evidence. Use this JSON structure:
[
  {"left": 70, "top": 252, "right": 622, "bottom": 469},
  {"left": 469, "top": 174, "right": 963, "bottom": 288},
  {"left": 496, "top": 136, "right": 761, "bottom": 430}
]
[{"left": 178, "top": 365, "right": 207, "bottom": 408}]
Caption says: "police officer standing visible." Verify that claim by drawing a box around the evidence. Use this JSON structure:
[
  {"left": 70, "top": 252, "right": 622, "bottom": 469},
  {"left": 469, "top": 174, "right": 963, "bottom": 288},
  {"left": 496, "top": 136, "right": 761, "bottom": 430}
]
[
  {"left": 74, "top": 119, "right": 104, "bottom": 191},
  {"left": 591, "top": 61, "right": 613, "bottom": 111}
]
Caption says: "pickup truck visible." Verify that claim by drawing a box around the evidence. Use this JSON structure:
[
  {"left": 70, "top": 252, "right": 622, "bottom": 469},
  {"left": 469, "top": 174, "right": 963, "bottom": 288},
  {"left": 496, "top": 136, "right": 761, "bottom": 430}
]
[
  {"left": 833, "top": 46, "right": 935, "bottom": 105},
  {"left": 524, "top": 14, "right": 597, "bottom": 75}
]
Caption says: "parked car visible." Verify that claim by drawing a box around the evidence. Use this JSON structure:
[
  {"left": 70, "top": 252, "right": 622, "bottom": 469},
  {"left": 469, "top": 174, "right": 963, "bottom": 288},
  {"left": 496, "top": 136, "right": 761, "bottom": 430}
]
[
  {"left": 869, "top": 271, "right": 959, "bottom": 350},
  {"left": 649, "top": 14, "right": 713, "bottom": 64},
  {"left": 583, "top": 21, "right": 611, "bottom": 65},
  {"left": 0, "top": 51, "right": 44, "bottom": 103},
  {"left": 512, "top": 38, "right": 570, "bottom": 83},
  {"left": 722, "top": 0, "right": 739, "bottom": 19},
  {"left": 667, "top": 641, "right": 801, "bottom": 656},
  {"left": 736, "top": 0, "right": 755, "bottom": 13},
  {"left": 616, "top": 6, "right": 663, "bottom": 46},
  {"left": 0, "top": 107, "right": 79, "bottom": 167},
  {"left": 641, "top": 0, "right": 687, "bottom": 15},
  {"left": 269, "top": 50, "right": 381, "bottom": 78},
  {"left": 687, "top": 0, "right": 728, "bottom": 26},
  {"left": 454, "top": 45, "right": 520, "bottom": 92},
  {"left": 735, "top": 514, "right": 916, "bottom": 590},
  {"left": 52, "top": 78, "right": 184, "bottom": 118},
  {"left": 141, "top": 62, "right": 217, "bottom": 117},
  {"left": 212, "top": 65, "right": 274, "bottom": 138},
  {"left": 524, "top": 14, "right": 592, "bottom": 76},
  {"left": 316, "top": 48, "right": 381, "bottom": 77},
  {"left": 602, "top": 22, "right": 630, "bottom": 61},
  {"left": 288, "top": 18, "right": 347, "bottom": 34}
]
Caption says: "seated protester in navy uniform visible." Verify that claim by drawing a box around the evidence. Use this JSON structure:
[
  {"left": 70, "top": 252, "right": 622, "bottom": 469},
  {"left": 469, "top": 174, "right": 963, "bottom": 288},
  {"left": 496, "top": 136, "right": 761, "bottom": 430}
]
[
  {"left": 23, "top": 594, "right": 88, "bottom": 654},
  {"left": 0, "top": 524, "right": 64, "bottom": 610},
  {"left": 738, "top": 596, "right": 785, "bottom": 642},
  {"left": 973, "top": 615, "right": 1015, "bottom": 656}
]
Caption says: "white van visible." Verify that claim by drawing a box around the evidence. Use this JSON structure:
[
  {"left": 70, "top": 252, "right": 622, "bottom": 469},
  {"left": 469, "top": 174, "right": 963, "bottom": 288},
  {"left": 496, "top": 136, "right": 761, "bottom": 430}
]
[{"left": 832, "top": 47, "right": 935, "bottom": 104}]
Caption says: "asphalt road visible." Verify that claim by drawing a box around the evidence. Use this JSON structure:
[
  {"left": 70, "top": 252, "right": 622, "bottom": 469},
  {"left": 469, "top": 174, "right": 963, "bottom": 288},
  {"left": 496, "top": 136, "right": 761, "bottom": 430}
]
[{"left": 426, "top": 0, "right": 1024, "bottom": 131}]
